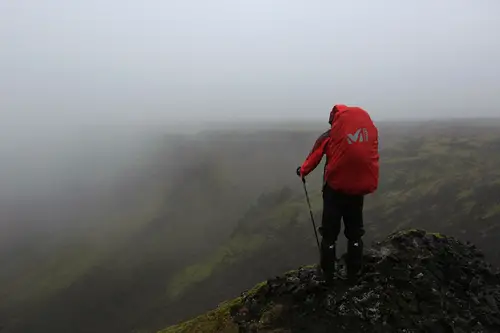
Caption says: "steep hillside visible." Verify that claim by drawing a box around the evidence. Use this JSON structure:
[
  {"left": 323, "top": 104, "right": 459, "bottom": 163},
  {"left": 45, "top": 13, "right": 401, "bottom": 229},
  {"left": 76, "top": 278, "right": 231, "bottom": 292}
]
[
  {"left": 161, "top": 229, "right": 500, "bottom": 333},
  {"left": 2, "top": 120, "right": 500, "bottom": 333},
  {"left": 163, "top": 124, "right": 500, "bottom": 330},
  {"left": 0, "top": 124, "right": 326, "bottom": 333}
]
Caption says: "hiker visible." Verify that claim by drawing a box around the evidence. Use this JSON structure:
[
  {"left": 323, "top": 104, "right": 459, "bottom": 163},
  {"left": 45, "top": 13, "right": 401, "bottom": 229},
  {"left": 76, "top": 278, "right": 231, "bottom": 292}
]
[{"left": 296, "top": 104, "right": 379, "bottom": 281}]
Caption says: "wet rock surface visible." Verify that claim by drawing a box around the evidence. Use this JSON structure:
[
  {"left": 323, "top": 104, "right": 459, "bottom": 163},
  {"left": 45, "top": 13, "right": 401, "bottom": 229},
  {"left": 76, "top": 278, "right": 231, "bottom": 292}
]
[{"left": 229, "top": 230, "right": 500, "bottom": 333}]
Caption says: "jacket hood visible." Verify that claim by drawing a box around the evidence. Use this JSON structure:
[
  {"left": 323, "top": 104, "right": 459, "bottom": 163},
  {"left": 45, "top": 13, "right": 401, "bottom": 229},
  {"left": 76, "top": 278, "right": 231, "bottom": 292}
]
[{"left": 329, "top": 104, "right": 349, "bottom": 124}]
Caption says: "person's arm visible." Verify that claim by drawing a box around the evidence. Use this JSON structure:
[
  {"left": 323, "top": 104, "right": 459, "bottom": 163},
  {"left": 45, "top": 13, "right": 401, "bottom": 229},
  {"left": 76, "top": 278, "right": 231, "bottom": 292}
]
[{"left": 300, "top": 130, "right": 330, "bottom": 177}]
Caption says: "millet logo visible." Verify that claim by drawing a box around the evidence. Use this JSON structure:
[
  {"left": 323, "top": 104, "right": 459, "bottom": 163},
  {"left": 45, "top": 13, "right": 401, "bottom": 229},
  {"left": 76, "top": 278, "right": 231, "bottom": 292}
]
[{"left": 347, "top": 128, "right": 369, "bottom": 144}]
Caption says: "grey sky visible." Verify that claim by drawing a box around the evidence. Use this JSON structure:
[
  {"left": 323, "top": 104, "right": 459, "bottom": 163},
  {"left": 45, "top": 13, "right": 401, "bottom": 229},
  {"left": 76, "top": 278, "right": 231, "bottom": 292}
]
[
  {"left": 2, "top": 0, "right": 500, "bottom": 128},
  {"left": 0, "top": 0, "right": 499, "bottom": 204}
]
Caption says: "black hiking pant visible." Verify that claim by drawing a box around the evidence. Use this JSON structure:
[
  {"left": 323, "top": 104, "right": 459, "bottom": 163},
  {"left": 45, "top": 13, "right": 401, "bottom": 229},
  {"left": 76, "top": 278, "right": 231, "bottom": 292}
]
[{"left": 319, "top": 184, "right": 365, "bottom": 278}]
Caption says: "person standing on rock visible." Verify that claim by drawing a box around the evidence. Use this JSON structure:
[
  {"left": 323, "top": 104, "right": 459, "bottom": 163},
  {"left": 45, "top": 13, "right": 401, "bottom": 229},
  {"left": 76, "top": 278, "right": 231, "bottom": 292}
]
[{"left": 296, "top": 104, "right": 379, "bottom": 282}]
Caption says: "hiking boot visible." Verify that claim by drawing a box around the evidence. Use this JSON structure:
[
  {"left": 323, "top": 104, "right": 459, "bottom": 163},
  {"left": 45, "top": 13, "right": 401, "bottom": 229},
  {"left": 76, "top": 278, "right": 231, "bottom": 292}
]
[
  {"left": 346, "top": 240, "right": 363, "bottom": 282},
  {"left": 346, "top": 265, "right": 362, "bottom": 285},
  {"left": 320, "top": 241, "right": 337, "bottom": 285}
]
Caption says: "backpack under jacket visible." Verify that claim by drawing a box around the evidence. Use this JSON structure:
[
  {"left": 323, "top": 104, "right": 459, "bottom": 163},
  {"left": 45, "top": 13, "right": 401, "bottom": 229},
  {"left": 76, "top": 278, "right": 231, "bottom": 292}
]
[{"left": 300, "top": 105, "right": 379, "bottom": 195}]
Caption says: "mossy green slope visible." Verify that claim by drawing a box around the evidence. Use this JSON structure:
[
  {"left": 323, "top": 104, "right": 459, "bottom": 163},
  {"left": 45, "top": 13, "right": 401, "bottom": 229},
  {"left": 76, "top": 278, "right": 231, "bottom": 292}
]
[
  {"left": 160, "top": 229, "right": 500, "bottom": 333},
  {"left": 165, "top": 186, "right": 320, "bottom": 301},
  {"left": 160, "top": 282, "right": 268, "bottom": 333},
  {"left": 163, "top": 129, "right": 500, "bottom": 323}
]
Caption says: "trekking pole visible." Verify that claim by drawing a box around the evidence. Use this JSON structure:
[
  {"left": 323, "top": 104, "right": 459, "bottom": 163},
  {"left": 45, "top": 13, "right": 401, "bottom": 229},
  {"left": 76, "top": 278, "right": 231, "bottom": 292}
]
[{"left": 301, "top": 178, "right": 321, "bottom": 255}]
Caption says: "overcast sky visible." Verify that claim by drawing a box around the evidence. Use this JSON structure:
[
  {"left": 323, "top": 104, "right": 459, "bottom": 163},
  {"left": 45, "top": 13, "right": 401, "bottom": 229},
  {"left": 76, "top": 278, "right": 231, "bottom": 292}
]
[
  {"left": 1, "top": 0, "right": 500, "bottom": 129},
  {"left": 0, "top": 0, "right": 500, "bottom": 201}
]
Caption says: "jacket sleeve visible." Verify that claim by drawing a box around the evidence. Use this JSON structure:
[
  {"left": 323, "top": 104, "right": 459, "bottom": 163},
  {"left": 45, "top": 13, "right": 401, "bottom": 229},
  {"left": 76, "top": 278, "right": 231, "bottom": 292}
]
[{"left": 300, "top": 130, "right": 330, "bottom": 177}]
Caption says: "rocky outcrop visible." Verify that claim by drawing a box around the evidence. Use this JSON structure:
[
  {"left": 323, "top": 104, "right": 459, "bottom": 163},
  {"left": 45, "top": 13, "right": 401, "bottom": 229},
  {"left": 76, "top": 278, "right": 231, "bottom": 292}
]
[{"left": 229, "top": 230, "right": 500, "bottom": 333}]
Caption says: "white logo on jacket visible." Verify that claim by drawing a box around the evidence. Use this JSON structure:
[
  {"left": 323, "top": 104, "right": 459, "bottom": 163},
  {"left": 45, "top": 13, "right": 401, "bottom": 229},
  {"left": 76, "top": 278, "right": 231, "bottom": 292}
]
[{"left": 347, "top": 128, "right": 369, "bottom": 144}]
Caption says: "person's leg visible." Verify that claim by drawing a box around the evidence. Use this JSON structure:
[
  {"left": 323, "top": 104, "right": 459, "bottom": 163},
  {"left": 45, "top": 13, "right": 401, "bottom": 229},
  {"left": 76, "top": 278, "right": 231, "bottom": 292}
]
[
  {"left": 342, "top": 194, "right": 365, "bottom": 278},
  {"left": 319, "top": 184, "right": 342, "bottom": 281}
]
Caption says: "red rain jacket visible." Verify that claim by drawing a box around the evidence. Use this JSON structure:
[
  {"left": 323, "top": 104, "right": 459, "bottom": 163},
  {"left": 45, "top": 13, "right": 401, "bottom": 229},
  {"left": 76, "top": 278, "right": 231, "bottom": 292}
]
[{"left": 299, "top": 105, "right": 379, "bottom": 195}]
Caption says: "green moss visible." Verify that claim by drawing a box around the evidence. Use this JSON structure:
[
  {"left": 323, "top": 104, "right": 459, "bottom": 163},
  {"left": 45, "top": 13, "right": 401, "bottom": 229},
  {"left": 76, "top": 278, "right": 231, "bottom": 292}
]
[
  {"left": 2, "top": 187, "right": 168, "bottom": 308},
  {"left": 167, "top": 234, "right": 266, "bottom": 300},
  {"left": 282, "top": 265, "right": 316, "bottom": 276},
  {"left": 457, "top": 189, "right": 474, "bottom": 200},
  {"left": 420, "top": 140, "right": 450, "bottom": 155},
  {"left": 166, "top": 191, "right": 322, "bottom": 301},
  {"left": 462, "top": 201, "right": 476, "bottom": 215},
  {"left": 245, "top": 281, "right": 268, "bottom": 296},
  {"left": 266, "top": 202, "right": 302, "bottom": 230},
  {"left": 415, "top": 180, "right": 444, "bottom": 196},
  {"left": 483, "top": 204, "right": 500, "bottom": 219},
  {"left": 158, "top": 299, "right": 240, "bottom": 333},
  {"left": 388, "top": 229, "right": 445, "bottom": 239},
  {"left": 160, "top": 281, "right": 267, "bottom": 333}
]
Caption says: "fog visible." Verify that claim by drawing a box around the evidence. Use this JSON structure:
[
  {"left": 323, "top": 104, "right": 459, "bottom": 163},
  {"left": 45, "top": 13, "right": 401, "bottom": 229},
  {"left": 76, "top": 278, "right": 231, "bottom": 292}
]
[
  {"left": 1, "top": 1, "right": 500, "bottom": 231},
  {"left": 2, "top": 2, "right": 500, "bottom": 331},
  {"left": 3, "top": 1, "right": 500, "bottom": 121},
  {"left": 1, "top": 0, "right": 498, "bottom": 246}
]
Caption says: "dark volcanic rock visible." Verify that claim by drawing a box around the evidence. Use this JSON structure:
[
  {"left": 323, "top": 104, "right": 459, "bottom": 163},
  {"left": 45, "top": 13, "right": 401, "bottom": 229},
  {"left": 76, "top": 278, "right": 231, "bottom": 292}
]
[{"left": 230, "top": 229, "right": 500, "bottom": 333}]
